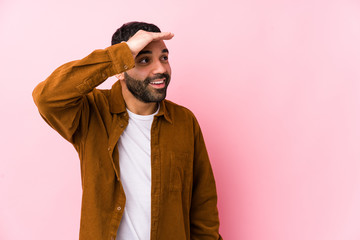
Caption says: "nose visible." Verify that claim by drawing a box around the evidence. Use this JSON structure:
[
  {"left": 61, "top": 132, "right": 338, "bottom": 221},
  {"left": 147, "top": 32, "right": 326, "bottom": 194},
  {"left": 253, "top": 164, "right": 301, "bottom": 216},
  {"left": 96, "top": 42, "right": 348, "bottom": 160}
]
[{"left": 152, "top": 59, "right": 167, "bottom": 75}]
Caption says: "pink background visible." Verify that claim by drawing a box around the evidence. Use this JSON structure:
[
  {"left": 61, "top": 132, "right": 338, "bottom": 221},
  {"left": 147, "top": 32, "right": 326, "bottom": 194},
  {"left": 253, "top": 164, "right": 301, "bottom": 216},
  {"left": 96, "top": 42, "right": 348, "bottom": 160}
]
[{"left": 1, "top": 0, "right": 360, "bottom": 239}]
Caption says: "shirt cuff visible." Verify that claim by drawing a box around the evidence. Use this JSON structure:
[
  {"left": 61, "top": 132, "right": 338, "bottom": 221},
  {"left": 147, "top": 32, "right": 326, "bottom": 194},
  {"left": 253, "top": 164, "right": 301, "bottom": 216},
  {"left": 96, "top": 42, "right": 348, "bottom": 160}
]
[{"left": 106, "top": 42, "right": 135, "bottom": 74}]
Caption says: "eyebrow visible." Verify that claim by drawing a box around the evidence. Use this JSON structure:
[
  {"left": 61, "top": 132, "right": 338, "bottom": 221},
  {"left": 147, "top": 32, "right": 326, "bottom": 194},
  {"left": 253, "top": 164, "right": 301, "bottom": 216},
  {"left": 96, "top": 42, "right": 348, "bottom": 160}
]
[{"left": 136, "top": 48, "right": 169, "bottom": 57}]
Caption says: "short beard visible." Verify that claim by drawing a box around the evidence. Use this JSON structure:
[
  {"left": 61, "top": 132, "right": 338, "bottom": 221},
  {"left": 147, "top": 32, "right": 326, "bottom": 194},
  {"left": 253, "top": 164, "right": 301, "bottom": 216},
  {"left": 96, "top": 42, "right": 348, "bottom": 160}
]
[{"left": 124, "top": 72, "right": 170, "bottom": 103}]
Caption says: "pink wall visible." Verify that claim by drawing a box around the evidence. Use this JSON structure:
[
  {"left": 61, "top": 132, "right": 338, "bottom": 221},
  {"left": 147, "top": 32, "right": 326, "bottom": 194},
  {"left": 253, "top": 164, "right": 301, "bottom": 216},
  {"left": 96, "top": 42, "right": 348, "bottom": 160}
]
[{"left": 1, "top": 0, "right": 360, "bottom": 239}]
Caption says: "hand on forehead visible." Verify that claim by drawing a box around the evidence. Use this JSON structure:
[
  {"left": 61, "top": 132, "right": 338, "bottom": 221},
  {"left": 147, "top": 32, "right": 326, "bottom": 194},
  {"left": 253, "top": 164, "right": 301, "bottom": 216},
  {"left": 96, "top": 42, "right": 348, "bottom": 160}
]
[{"left": 126, "top": 30, "right": 174, "bottom": 58}]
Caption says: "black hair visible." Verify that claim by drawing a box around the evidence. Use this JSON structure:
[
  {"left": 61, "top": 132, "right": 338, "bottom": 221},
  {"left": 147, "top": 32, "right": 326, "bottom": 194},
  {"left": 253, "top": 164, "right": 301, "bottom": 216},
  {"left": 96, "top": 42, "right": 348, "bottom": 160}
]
[{"left": 111, "top": 21, "right": 161, "bottom": 45}]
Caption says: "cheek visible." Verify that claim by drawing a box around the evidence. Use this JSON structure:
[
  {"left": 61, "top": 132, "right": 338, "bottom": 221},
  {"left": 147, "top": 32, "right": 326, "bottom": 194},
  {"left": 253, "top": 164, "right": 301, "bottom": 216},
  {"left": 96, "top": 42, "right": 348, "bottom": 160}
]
[
  {"left": 126, "top": 69, "right": 148, "bottom": 81},
  {"left": 165, "top": 64, "right": 172, "bottom": 76}
]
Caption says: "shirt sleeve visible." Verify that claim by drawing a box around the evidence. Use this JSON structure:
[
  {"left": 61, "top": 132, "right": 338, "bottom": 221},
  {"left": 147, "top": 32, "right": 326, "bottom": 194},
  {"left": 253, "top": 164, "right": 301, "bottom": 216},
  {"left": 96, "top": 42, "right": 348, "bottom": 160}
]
[
  {"left": 32, "top": 42, "right": 135, "bottom": 144},
  {"left": 190, "top": 118, "right": 223, "bottom": 240}
]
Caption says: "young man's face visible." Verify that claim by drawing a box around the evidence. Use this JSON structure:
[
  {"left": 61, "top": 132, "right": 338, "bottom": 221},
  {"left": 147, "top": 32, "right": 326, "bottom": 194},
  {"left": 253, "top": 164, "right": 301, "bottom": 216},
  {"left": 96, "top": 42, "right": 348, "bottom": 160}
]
[{"left": 123, "top": 40, "right": 171, "bottom": 103}]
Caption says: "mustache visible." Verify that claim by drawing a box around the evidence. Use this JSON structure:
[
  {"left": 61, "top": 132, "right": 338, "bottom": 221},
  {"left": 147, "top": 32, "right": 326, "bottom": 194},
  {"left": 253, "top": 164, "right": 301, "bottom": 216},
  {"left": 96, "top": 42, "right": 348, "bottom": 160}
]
[{"left": 144, "top": 73, "right": 170, "bottom": 85}]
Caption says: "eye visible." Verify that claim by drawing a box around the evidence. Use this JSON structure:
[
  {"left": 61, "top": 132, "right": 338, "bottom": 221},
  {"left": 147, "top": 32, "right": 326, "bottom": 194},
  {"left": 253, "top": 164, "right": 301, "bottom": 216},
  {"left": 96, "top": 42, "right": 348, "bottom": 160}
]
[
  {"left": 138, "top": 57, "right": 150, "bottom": 64},
  {"left": 161, "top": 55, "right": 169, "bottom": 61}
]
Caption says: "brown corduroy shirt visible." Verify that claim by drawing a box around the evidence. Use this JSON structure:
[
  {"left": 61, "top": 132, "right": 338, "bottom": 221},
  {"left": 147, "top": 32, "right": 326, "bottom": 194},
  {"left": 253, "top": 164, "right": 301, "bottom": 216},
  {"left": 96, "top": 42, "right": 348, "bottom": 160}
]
[{"left": 33, "top": 42, "right": 222, "bottom": 240}]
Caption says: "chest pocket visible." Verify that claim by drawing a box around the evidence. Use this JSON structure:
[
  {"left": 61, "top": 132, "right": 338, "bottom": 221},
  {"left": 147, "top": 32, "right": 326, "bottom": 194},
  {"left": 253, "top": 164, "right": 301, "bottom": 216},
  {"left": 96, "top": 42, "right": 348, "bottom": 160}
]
[{"left": 169, "top": 151, "right": 193, "bottom": 192}]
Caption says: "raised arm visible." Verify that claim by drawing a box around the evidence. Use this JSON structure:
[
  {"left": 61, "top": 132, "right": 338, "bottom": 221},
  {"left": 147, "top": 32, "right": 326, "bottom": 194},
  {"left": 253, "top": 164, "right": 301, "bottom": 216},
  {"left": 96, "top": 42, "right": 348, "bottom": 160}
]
[
  {"left": 32, "top": 42, "right": 134, "bottom": 143},
  {"left": 32, "top": 31, "right": 174, "bottom": 144}
]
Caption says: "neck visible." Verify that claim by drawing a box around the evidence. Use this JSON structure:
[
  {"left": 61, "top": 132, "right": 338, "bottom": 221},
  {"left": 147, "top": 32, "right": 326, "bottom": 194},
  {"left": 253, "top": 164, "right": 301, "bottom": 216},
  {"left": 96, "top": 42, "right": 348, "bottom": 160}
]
[{"left": 121, "top": 83, "right": 158, "bottom": 115}]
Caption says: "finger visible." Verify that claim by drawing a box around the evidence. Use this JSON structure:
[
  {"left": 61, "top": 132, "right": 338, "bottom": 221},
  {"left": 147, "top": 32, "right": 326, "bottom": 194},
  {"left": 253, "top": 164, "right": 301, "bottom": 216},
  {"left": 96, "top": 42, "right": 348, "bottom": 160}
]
[{"left": 152, "top": 32, "right": 174, "bottom": 41}]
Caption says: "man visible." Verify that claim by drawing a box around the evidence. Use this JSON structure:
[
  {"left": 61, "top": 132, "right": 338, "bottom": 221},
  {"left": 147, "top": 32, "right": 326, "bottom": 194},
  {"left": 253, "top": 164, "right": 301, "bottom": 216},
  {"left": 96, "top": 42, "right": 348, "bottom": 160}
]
[{"left": 33, "top": 21, "right": 222, "bottom": 240}]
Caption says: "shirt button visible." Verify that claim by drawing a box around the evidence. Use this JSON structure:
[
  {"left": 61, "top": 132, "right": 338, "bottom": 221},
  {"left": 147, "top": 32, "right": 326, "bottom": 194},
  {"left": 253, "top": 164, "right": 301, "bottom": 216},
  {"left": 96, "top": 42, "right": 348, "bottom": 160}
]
[
  {"left": 124, "top": 65, "right": 128, "bottom": 70},
  {"left": 108, "top": 147, "right": 111, "bottom": 151},
  {"left": 117, "top": 206, "right": 122, "bottom": 211}
]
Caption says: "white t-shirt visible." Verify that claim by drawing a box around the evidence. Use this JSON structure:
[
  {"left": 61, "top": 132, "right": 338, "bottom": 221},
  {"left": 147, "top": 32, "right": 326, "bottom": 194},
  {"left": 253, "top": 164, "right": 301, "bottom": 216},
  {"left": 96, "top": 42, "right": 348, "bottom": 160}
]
[{"left": 116, "top": 107, "right": 159, "bottom": 240}]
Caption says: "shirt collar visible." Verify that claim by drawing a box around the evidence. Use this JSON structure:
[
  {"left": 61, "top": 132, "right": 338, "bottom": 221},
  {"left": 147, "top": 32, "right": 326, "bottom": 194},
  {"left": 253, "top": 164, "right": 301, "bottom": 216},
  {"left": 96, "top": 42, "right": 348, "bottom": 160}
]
[{"left": 109, "top": 81, "right": 173, "bottom": 124}]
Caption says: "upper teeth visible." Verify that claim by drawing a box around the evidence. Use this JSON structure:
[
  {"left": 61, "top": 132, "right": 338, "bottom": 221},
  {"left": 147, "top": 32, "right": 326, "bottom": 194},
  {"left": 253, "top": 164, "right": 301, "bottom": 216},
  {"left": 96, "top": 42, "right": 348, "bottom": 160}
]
[{"left": 151, "top": 80, "right": 164, "bottom": 85}]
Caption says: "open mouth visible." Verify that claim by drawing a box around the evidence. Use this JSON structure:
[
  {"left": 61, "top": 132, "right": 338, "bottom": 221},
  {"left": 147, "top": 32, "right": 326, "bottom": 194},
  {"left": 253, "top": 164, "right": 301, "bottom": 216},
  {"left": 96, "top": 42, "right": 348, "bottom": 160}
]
[{"left": 149, "top": 78, "right": 166, "bottom": 88}]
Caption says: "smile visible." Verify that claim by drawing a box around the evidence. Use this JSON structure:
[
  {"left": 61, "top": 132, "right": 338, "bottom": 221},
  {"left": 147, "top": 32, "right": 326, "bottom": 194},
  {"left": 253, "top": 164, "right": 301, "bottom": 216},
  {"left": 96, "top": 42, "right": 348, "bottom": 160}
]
[{"left": 149, "top": 78, "right": 166, "bottom": 85}]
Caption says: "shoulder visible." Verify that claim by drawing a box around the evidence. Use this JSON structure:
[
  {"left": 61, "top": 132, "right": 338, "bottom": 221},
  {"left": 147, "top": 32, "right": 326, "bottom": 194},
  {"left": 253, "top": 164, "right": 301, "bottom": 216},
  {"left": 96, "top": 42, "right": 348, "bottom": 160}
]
[
  {"left": 86, "top": 88, "right": 111, "bottom": 100},
  {"left": 164, "top": 99, "right": 195, "bottom": 116},
  {"left": 163, "top": 99, "right": 200, "bottom": 127},
  {"left": 84, "top": 88, "right": 112, "bottom": 110}
]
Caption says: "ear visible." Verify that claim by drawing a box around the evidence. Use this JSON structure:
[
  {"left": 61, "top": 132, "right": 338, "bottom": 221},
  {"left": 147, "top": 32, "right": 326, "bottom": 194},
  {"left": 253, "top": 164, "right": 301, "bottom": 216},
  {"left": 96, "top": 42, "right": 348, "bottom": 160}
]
[{"left": 115, "top": 73, "right": 124, "bottom": 81}]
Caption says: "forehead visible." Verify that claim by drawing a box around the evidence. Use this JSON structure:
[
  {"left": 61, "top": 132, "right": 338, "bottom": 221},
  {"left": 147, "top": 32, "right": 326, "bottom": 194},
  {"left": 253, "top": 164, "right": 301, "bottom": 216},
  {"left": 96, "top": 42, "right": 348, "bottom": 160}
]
[{"left": 141, "top": 40, "right": 168, "bottom": 52}]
